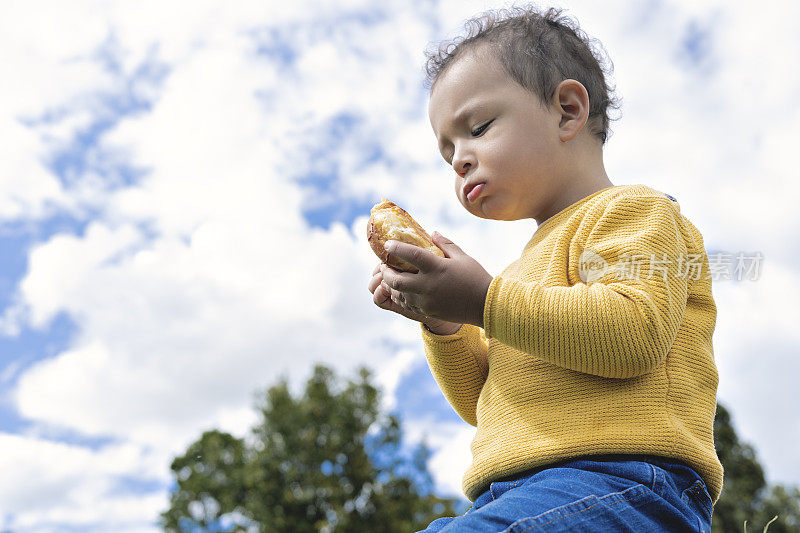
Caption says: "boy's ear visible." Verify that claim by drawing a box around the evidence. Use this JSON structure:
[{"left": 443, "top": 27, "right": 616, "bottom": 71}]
[{"left": 553, "top": 79, "right": 590, "bottom": 143}]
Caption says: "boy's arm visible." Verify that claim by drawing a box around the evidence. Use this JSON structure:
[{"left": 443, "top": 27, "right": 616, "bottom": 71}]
[
  {"left": 420, "top": 322, "right": 489, "bottom": 426},
  {"left": 483, "top": 195, "right": 690, "bottom": 379}
]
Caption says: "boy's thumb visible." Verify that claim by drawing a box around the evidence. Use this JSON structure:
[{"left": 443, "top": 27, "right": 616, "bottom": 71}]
[{"left": 432, "top": 231, "right": 463, "bottom": 257}]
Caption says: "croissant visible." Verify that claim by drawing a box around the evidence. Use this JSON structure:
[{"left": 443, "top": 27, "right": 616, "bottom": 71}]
[{"left": 367, "top": 198, "right": 445, "bottom": 273}]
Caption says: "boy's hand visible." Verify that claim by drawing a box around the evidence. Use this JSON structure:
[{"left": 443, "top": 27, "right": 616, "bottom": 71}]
[
  {"left": 369, "top": 262, "right": 460, "bottom": 333},
  {"left": 371, "top": 232, "right": 493, "bottom": 328}
]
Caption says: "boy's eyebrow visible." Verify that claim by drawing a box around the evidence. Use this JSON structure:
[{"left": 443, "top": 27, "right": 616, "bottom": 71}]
[{"left": 436, "top": 99, "right": 485, "bottom": 149}]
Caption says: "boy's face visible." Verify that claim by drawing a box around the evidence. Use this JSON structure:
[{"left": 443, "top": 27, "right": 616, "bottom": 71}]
[{"left": 428, "top": 45, "right": 565, "bottom": 223}]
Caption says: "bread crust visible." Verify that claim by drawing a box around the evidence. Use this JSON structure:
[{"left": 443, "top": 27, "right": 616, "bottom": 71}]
[{"left": 367, "top": 198, "right": 445, "bottom": 273}]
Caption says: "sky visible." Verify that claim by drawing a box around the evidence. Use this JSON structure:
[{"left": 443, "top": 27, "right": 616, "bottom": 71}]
[{"left": 0, "top": 0, "right": 798, "bottom": 530}]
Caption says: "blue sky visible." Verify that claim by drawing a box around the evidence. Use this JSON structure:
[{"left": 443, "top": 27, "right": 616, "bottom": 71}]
[{"left": 1, "top": 0, "right": 799, "bottom": 530}]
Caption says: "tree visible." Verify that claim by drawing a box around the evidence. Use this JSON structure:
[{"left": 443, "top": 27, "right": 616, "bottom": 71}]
[
  {"left": 161, "top": 364, "right": 458, "bottom": 532},
  {"left": 713, "top": 402, "right": 800, "bottom": 532}
]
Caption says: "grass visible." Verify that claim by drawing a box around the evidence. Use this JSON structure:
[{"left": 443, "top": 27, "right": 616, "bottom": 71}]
[{"left": 743, "top": 515, "right": 778, "bottom": 533}]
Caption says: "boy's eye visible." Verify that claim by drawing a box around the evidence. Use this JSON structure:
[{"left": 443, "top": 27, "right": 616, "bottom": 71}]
[{"left": 471, "top": 119, "right": 494, "bottom": 137}]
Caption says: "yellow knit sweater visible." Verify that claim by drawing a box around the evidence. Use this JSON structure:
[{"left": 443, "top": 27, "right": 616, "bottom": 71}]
[{"left": 420, "top": 184, "right": 723, "bottom": 503}]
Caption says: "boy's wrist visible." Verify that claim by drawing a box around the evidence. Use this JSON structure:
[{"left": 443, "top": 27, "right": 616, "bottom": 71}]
[
  {"left": 423, "top": 321, "right": 463, "bottom": 335},
  {"left": 470, "top": 272, "right": 493, "bottom": 330}
]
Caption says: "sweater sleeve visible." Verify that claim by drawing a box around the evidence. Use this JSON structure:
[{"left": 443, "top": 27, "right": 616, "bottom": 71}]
[
  {"left": 420, "top": 322, "right": 489, "bottom": 426},
  {"left": 483, "top": 195, "right": 689, "bottom": 379}
]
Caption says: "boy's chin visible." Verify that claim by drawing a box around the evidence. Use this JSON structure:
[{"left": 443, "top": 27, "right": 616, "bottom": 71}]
[{"left": 467, "top": 199, "right": 520, "bottom": 221}]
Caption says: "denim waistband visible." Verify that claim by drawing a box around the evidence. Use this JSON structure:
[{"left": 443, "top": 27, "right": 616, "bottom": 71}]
[
  {"left": 488, "top": 453, "right": 704, "bottom": 490},
  {"left": 458, "top": 453, "right": 712, "bottom": 532}
]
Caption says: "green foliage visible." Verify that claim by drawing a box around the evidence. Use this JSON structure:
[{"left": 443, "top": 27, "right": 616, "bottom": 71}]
[
  {"left": 712, "top": 403, "right": 800, "bottom": 533},
  {"left": 161, "top": 364, "right": 458, "bottom": 532}
]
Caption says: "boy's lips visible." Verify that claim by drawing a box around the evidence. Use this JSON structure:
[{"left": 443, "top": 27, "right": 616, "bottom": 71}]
[{"left": 464, "top": 182, "right": 486, "bottom": 202}]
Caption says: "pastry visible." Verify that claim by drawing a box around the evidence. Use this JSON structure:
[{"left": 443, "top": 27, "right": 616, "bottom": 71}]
[{"left": 367, "top": 198, "right": 445, "bottom": 273}]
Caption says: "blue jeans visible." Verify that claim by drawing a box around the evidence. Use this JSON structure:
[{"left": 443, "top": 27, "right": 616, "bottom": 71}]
[{"left": 418, "top": 455, "right": 713, "bottom": 532}]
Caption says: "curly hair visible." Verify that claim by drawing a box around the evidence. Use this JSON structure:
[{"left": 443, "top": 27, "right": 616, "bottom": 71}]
[{"left": 423, "top": 4, "right": 621, "bottom": 145}]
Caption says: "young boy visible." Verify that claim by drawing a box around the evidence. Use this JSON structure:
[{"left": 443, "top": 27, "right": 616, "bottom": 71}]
[{"left": 368, "top": 6, "right": 721, "bottom": 531}]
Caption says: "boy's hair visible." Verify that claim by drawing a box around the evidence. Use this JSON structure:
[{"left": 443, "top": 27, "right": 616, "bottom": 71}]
[{"left": 423, "top": 4, "right": 621, "bottom": 146}]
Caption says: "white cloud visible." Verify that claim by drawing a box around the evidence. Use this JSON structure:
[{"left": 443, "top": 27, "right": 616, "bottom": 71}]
[
  {"left": 0, "top": 0, "right": 112, "bottom": 222},
  {"left": 1, "top": 0, "right": 799, "bottom": 530},
  {"left": 713, "top": 259, "right": 800, "bottom": 486},
  {"left": 403, "top": 416, "right": 475, "bottom": 499},
  {"left": 0, "top": 119, "right": 67, "bottom": 221},
  {"left": 0, "top": 432, "right": 167, "bottom": 532},
  {"left": 374, "top": 348, "right": 418, "bottom": 414}
]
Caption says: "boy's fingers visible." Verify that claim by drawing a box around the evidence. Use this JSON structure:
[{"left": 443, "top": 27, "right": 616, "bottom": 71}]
[
  {"left": 374, "top": 282, "right": 392, "bottom": 305},
  {"left": 384, "top": 241, "right": 439, "bottom": 273},
  {"left": 368, "top": 263, "right": 390, "bottom": 294},
  {"left": 368, "top": 272, "right": 382, "bottom": 293},
  {"left": 374, "top": 282, "right": 425, "bottom": 321},
  {"left": 374, "top": 284, "right": 402, "bottom": 313},
  {"left": 381, "top": 264, "right": 421, "bottom": 294},
  {"left": 379, "top": 281, "right": 393, "bottom": 300}
]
